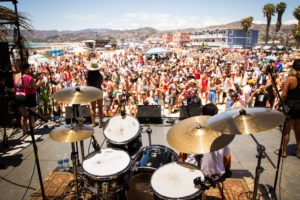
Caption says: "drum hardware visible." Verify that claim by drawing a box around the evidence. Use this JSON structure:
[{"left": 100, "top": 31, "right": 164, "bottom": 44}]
[
  {"left": 207, "top": 107, "right": 285, "bottom": 135},
  {"left": 141, "top": 125, "right": 153, "bottom": 146},
  {"left": 104, "top": 114, "right": 142, "bottom": 156},
  {"left": 127, "top": 145, "right": 179, "bottom": 200},
  {"left": 150, "top": 162, "right": 204, "bottom": 200},
  {"left": 207, "top": 108, "right": 284, "bottom": 200},
  {"left": 51, "top": 86, "right": 103, "bottom": 104},
  {"left": 91, "top": 135, "right": 101, "bottom": 152},
  {"left": 167, "top": 116, "right": 234, "bottom": 154},
  {"left": 82, "top": 148, "right": 131, "bottom": 199},
  {"left": 267, "top": 66, "right": 287, "bottom": 199},
  {"left": 71, "top": 150, "right": 80, "bottom": 200}
]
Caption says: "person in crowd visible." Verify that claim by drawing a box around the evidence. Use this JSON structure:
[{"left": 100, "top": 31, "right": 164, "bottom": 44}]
[
  {"left": 201, "top": 103, "right": 232, "bottom": 176},
  {"left": 86, "top": 61, "right": 103, "bottom": 127},
  {"left": 168, "top": 78, "right": 178, "bottom": 114},
  {"left": 275, "top": 59, "right": 300, "bottom": 158},
  {"left": 22, "top": 63, "right": 43, "bottom": 133},
  {"left": 13, "top": 71, "right": 27, "bottom": 135},
  {"left": 250, "top": 85, "right": 270, "bottom": 107}
]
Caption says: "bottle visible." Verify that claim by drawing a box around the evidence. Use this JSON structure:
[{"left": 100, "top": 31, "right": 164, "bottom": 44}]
[
  {"left": 63, "top": 153, "right": 70, "bottom": 171},
  {"left": 57, "top": 155, "right": 63, "bottom": 171}
]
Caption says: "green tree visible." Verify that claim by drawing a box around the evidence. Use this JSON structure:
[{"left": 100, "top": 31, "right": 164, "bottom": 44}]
[
  {"left": 263, "top": 3, "right": 276, "bottom": 44},
  {"left": 273, "top": 2, "right": 287, "bottom": 44},
  {"left": 292, "top": 6, "right": 300, "bottom": 48},
  {"left": 240, "top": 16, "right": 253, "bottom": 48}
]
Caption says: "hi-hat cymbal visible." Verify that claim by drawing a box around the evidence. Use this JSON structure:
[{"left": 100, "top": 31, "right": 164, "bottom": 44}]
[
  {"left": 207, "top": 107, "right": 285, "bottom": 135},
  {"left": 51, "top": 86, "right": 103, "bottom": 104},
  {"left": 49, "top": 124, "right": 94, "bottom": 142},
  {"left": 167, "top": 116, "right": 235, "bottom": 154}
]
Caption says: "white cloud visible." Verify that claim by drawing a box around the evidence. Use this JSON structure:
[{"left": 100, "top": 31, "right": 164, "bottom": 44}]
[
  {"left": 115, "top": 12, "right": 235, "bottom": 30},
  {"left": 283, "top": 18, "right": 297, "bottom": 25},
  {"left": 65, "top": 14, "right": 99, "bottom": 21}
]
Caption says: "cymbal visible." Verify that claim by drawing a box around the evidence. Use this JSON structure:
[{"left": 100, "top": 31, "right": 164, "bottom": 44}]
[
  {"left": 167, "top": 116, "right": 235, "bottom": 154},
  {"left": 51, "top": 86, "right": 103, "bottom": 104},
  {"left": 49, "top": 124, "right": 94, "bottom": 142},
  {"left": 207, "top": 108, "right": 285, "bottom": 135}
]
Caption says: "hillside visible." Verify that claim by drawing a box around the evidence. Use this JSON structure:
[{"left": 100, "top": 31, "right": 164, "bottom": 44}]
[{"left": 22, "top": 21, "right": 296, "bottom": 43}]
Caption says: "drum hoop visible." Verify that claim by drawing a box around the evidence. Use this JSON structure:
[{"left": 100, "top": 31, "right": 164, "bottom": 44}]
[
  {"left": 103, "top": 114, "right": 141, "bottom": 144},
  {"left": 150, "top": 161, "right": 202, "bottom": 200},
  {"left": 82, "top": 148, "right": 131, "bottom": 180}
]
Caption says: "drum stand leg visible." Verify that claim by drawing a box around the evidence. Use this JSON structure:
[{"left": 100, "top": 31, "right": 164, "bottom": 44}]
[
  {"left": 195, "top": 154, "right": 203, "bottom": 169},
  {"left": 71, "top": 143, "right": 80, "bottom": 200}
]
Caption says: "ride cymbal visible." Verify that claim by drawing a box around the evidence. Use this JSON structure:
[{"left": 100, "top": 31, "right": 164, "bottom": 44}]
[
  {"left": 49, "top": 124, "right": 94, "bottom": 142},
  {"left": 207, "top": 108, "right": 285, "bottom": 135},
  {"left": 51, "top": 86, "right": 103, "bottom": 104},
  {"left": 167, "top": 116, "right": 234, "bottom": 154}
]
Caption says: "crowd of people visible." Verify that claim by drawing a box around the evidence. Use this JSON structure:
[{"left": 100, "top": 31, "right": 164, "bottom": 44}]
[{"left": 13, "top": 46, "right": 300, "bottom": 160}]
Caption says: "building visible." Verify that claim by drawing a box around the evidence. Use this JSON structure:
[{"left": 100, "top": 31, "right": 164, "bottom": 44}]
[
  {"left": 172, "top": 32, "right": 191, "bottom": 46},
  {"left": 162, "top": 33, "right": 173, "bottom": 43},
  {"left": 190, "top": 28, "right": 259, "bottom": 48}
]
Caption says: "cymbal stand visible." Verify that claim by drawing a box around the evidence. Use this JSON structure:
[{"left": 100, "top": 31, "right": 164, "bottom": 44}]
[
  {"left": 71, "top": 104, "right": 85, "bottom": 163},
  {"left": 195, "top": 154, "right": 203, "bottom": 169},
  {"left": 71, "top": 147, "right": 80, "bottom": 200},
  {"left": 267, "top": 66, "right": 286, "bottom": 200},
  {"left": 249, "top": 134, "right": 277, "bottom": 200}
]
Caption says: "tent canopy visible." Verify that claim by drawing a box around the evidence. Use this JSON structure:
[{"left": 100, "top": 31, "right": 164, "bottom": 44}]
[{"left": 145, "top": 48, "right": 168, "bottom": 55}]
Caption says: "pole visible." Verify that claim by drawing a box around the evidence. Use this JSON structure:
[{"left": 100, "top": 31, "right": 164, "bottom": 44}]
[{"left": 28, "top": 112, "right": 46, "bottom": 199}]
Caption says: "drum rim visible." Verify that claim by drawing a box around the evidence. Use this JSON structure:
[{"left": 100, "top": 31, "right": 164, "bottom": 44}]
[
  {"left": 103, "top": 114, "right": 141, "bottom": 144},
  {"left": 150, "top": 161, "right": 203, "bottom": 199},
  {"left": 132, "top": 144, "right": 180, "bottom": 165},
  {"left": 82, "top": 148, "right": 131, "bottom": 180}
]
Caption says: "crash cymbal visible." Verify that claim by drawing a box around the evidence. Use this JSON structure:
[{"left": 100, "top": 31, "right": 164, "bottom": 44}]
[
  {"left": 207, "top": 108, "right": 285, "bottom": 135},
  {"left": 49, "top": 124, "right": 94, "bottom": 142},
  {"left": 51, "top": 86, "right": 103, "bottom": 104},
  {"left": 167, "top": 116, "right": 235, "bottom": 154}
]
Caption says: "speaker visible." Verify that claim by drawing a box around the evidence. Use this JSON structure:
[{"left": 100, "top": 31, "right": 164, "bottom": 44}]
[
  {"left": 65, "top": 105, "right": 92, "bottom": 124},
  {"left": 179, "top": 105, "right": 202, "bottom": 120},
  {"left": 0, "top": 95, "right": 18, "bottom": 128},
  {"left": 136, "top": 105, "right": 162, "bottom": 124},
  {"left": 0, "top": 42, "right": 10, "bottom": 69}
]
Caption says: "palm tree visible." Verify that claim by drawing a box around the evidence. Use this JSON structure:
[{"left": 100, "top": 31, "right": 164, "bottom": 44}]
[
  {"left": 0, "top": 5, "right": 32, "bottom": 65},
  {"left": 240, "top": 16, "right": 253, "bottom": 48},
  {"left": 273, "top": 2, "right": 287, "bottom": 44},
  {"left": 292, "top": 6, "right": 300, "bottom": 48},
  {"left": 263, "top": 3, "right": 275, "bottom": 44}
]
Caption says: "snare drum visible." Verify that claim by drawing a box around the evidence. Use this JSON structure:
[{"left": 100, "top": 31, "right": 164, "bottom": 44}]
[
  {"left": 151, "top": 162, "right": 204, "bottom": 200},
  {"left": 126, "top": 145, "right": 179, "bottom": 200},
  {"left": 82, "top": 148, "right": 131, "bottom": 195},
  {"left": 104, "top": 114, "right": 142, "bottom": 156}
]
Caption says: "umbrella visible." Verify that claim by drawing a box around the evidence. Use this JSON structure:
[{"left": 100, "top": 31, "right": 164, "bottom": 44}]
[
  {"left": 28, "top": 54, "right": 49, "bottom": 65},
  {"left": 145, "top": 48, "right": 168, "bottom": 55},
  {"left": 265, "top": 55, "right": 277, "bottom": 61}
]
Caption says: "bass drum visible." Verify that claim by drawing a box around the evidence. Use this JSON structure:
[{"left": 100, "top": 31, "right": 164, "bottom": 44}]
[
  {"left": 82, "top": 148, "right": 131, "bottom": 197},
  {"left": 151, "top": 162, "right": 204, "bottom": 200},
  {"left": 126, "top": 145, "right": 179, "bottom": 200},
  {"left": 104, "top": 114, "right": 142, "bottom": 156}
]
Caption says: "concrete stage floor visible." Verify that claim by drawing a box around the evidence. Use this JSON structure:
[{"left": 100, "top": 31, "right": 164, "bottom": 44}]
[{"left": 0, "top": 114, "right": 299, "bottom": 200}]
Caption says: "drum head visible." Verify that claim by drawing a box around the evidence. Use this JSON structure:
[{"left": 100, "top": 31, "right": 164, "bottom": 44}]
[
  {"left": 104, "top": 114, "right": 140, "bottom": 143},
  {"left": 151, "top": 162, "right": 204, "bottom": 199},
  {"left": 83, "top": 148, "right": 131, "bottom": 177},
  {"left": 126, "top": 171, "right": 154, "bottom": 200}
]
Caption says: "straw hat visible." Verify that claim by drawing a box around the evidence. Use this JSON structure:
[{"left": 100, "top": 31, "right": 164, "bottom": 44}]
[{"left": 87, "top": 60, "right": 101, "bottom": 71}]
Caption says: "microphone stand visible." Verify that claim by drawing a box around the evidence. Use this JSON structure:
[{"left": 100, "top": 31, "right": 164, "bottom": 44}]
[
  {"left": 27, "top": 109, "right": 47, "bottom": 200},
  {"left": 267, "top": 67, "right": 287, "bottom": 200}
]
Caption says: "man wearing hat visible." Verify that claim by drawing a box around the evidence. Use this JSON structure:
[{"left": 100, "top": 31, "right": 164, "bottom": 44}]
[
  {"left": 86, "top": 60, "right": 103, "bottom": 128},
  {"left": 275, "top": 59, "right": 300, "bottom": 158}
]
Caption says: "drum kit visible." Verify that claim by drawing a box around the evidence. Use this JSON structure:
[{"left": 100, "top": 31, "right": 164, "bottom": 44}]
[{"left": 49, "top": 86, "right": 285, "bottom": 200}]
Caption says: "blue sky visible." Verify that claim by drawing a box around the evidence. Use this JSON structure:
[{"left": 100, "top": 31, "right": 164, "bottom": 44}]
[{"left": 2, "top": 0, "right": 299, "bottom": 31}]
